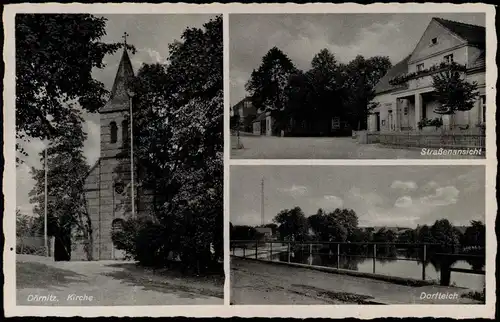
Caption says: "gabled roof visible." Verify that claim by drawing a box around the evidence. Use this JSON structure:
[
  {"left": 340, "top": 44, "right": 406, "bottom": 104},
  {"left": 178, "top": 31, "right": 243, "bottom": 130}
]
[
  {"left": 433, "top": 18, "right": 485, "bottom": 48},
  {"left": 374, "top": 18, "right": 485, "bottom": 96},
  {"left": 100, "top": 48, "right": 135, "bottom": 113},
  {"left": 374, "top": 55, "right": 410, "bottom": 95}
]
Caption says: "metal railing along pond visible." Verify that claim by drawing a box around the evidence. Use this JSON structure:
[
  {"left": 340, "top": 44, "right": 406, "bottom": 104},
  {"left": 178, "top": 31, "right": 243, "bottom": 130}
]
[{"left": 230, "top": 240, "right": 485, "bottom": 283}]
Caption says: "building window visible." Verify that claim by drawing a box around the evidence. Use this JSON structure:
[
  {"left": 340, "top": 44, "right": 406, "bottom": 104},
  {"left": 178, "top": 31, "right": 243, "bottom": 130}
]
[
  {"left": 430, "top": 37, "right": 438, "bottom": 46},
  {"left": 110, "top": 122, "right": 117, "bottom": 143},
  {"left": 481, "top": 95, "right": 486, "bottom": 123},
  {"left": 122, "top": 120, "right": 129, "bottom": 146},
  {"left": 114, "top": 181, "right": 125, "bottom": 195},
  {"left": 416, "top": 63, "right": 424, "bottom": 72},
  {"left": 444, "top": 54, "right": 454, "bottom": 64}
]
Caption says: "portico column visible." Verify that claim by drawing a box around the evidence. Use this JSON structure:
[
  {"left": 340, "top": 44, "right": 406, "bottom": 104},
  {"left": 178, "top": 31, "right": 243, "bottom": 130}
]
[
  {"left": 415, "top": 93, "right": 422, "bottom": 130},
  {"left": 394, "top": 99, "right": 399, "bottom": 131}
]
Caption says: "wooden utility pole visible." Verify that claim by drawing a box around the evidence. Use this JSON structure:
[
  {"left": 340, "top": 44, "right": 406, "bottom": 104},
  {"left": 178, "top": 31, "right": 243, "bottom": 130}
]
[{"left": 261, "top": 177, "right": 264, "bottom": 226}]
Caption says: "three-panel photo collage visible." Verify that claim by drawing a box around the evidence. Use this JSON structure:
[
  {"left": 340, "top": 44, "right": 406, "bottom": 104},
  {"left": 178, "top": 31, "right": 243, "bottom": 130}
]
[{"left": 4, "top": 3, "right": 495, "bottom": 318}]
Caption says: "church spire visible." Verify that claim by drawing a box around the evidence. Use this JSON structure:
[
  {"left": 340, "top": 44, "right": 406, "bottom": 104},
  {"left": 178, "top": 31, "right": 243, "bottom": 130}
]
[{"left": 99, "top": 35, "right": 135, "bottom": 113}]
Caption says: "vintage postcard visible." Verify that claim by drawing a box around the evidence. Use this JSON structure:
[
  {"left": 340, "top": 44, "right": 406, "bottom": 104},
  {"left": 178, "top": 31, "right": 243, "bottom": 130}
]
[{"left": 3, "top": 2, "right": 496, "bottom": 319}]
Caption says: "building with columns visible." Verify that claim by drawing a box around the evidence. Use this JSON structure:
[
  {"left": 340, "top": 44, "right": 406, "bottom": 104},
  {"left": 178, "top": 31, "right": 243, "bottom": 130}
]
[
  {"left": 72, "top": 48, "right": 153, "bottom": 260},
  {"left": 367, "top": 18, "right": 486, "bottom": 133}
]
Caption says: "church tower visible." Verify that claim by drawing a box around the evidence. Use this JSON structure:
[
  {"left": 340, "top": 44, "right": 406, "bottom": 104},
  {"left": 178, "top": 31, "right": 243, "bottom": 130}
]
[
  {"left": 80, "top": 46, "right": 137, "bottom": 261},
  {"left": 96, "top": 47, "right": 136, "bottom": 260}
]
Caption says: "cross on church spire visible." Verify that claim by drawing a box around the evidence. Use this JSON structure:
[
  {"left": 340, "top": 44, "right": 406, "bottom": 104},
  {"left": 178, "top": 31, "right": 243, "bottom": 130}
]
[{"left": 122, "top": 32, "right": 129, "bottom": 46}]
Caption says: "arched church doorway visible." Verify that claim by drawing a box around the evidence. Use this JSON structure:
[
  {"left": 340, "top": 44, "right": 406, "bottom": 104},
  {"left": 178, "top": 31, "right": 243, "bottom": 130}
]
[{"left": 111, "top": 218, "right": 127, "bottom": 260}]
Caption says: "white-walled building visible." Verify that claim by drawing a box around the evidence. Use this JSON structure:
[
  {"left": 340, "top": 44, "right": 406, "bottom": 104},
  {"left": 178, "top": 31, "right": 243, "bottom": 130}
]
[{"left": 368, "top": 18, "right": 486, "bottom": 133}]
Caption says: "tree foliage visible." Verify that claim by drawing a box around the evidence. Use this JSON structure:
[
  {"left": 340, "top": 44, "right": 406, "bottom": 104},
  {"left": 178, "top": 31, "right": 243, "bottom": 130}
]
[
  {"left": 28, "top": 110, "right": 92, "bottom": 260},
  {"left": 432, "top": 68, "right": 479, "bottom": 115},
  {"left": 342, "top": 55, "right": 392, "bottom": 130},
  {"left": 308, "top": 208, "right": 359, "bottom": 242},
  {"left": 245, "top": 47, "right": 391, "bottom": 135},
  {"left": 273, "top": 206, "right": 309, "bottom": 242},
  {"left": 245, "top": 47, "right": 298, "bottom": 134},
  {"left": 15, "top": 14, "right": 133, "bottom": 163},
  {"left": 113, "top": 16, "right": 223, "bottom": 274}
]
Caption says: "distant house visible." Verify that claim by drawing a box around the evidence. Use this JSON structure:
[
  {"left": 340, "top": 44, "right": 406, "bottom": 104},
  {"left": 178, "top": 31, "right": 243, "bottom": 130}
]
[
  {"left": 255, "top": 227, "right": 273, "bottom": 237},
  {"left": 255, "top": 227, "right": 278, "bottom": 241},
  {"left": 252, "top": 112, "right": 351, "bottom": 137},
  {"left": 368, "top": 17, "right": 486, "bottom": 133},
  {"left": 232, "top": 97, "right": 257, "bottom": 133}
]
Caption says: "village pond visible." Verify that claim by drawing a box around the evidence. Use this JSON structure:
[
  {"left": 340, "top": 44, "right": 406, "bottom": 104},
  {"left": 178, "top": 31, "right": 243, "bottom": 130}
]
[{"left": 231, "top": 242, "right": 485, "bottom": 292}]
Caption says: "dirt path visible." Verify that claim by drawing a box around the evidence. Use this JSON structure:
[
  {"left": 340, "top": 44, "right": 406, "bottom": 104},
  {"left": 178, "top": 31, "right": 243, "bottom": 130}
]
[
  {"left": 16, "top": 255, "right": 223, "bottom": 306},
  {"left": 230, "top": 258, "right": 481, "bottom": 305}
]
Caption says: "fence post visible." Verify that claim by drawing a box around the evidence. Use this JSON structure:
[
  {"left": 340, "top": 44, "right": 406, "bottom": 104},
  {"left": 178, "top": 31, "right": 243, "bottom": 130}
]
[
  {"left": 287, "top": 242, "right": 291, "bottom": 263},
  {"left": 270, "top": 241, "right": 273, "bottom": 260},
  {"left": 243, "top": 246, "right": 246, "bottom": 258},
  {"left": 255, "top": 240, "right": 258, "bottom": 259},
  {"left": 309, "top": 243, "right": 313, "bottom": 266},
  {"left": 337, "top": 243, "right": 340, "bottom": 269},
  {"left": 373, "top": 244, "right": 377, "bottom": 274},
  {"left": 422, "top": 244, "right": 427, "bottom": 281}
]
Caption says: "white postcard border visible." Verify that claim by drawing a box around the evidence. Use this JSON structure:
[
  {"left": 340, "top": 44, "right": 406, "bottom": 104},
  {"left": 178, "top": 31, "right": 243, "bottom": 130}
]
[{"left": 3, "top": 2, "right": 497, "bottom": 318}]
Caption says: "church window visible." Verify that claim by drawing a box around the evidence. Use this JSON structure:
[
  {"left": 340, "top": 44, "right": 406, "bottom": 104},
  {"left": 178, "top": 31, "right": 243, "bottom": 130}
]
[
  {"left": 114, "top": 182, "right": 125, "bottom": 195},
  {"left": 110, "top": 122, "right": 117, "bottom": 143},
  {"left": 122, "top": 120, "right": 129, "bottom": 146}
]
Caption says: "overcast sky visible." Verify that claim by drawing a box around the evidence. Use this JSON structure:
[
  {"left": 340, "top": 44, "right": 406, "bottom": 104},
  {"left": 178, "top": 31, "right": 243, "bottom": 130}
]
[
  {"left": 230, "top": 166, "right": 484, "bottom": 228},
  {"left": 229, "top": 13, "right": 485, "bottom": 106},
  {"left": 16, "top": 14, "right": 216, "bottom": 216}
]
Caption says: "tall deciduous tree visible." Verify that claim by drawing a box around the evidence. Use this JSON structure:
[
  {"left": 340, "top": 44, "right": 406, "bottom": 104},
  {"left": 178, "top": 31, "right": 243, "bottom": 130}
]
[
  {"left": 28, "top": 110, "right": 92, "bottom": 260},
  {"left": 308, "top": 49, "right": 345, "bottom": 129},
  {"left": 273, "top": 206, "right": 309, "bottom": 242},
  {"left": 461, "top": 220, "right": 485, "bottom": 248},
  {"left": 246, "top": 47, "right": 298, "bottom": 134},
  {"left": 343, "top": 55, "right": 392, "bottom": 130},
  {"left": 15, "top": 14, "right": 133, "bottom": 163},
  {"left": 115, "top": 16, "right": 223, "bottom": 272},
  {"left": 308, "top": 208, "right": 359, "bottom": 242}
]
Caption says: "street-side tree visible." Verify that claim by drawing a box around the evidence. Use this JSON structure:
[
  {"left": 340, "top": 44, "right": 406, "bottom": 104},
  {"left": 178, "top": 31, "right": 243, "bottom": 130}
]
[
  {"left": 113, "top": 16, "right": 223, "bottom": 274},
  {"left": 29, "top": 110, "right": 92, "bottom": 260},
  {"left": 15, "top": 14, "right": 133, "bottom": 163},
  {"left": 246, "top": 47, "right": 298, "bottom": 135},
  {"left": 307, "top": 49, "right": 345, "bottom": 133},
  {"left": 343, "top": 55, "right": 392, "bottom": 130},
  {"left": 273, "top": 207, "right": 309, "bottom": 242},
  {"left": 432, "top": 67, "right": 479, "bottom": 121}
]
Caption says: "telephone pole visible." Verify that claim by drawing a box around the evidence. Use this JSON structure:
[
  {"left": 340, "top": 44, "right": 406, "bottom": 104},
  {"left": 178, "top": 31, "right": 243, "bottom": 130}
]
[
  {"left": 261, "top": 177, "right": 264, "bottom": 226},
  {"left": 44, "top": 145, "right": 48, "bottom": 257}
]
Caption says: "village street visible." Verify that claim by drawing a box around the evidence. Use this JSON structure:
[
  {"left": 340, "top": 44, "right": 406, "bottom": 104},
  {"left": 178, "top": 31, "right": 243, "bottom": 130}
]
[
  {"left": 16, "top": 255, "right": 224, "bottom": 306},
  {"left": 231, "top": 135, "right": 483, "bottom": 159}
]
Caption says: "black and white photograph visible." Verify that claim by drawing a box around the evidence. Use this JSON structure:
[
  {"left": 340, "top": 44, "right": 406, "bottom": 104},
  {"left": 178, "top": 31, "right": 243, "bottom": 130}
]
[
  {"left": 230, "top": 13, "right": 487, "bottom": 159},
  {"left": 13, "top": 13, "right": 223, "bottom": 306},
  {"left": 3, "top": 2, "right": 495, "bottom": 319},
  {"left": 230, "top": 165, "right": 486, "bottom": 305}
]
